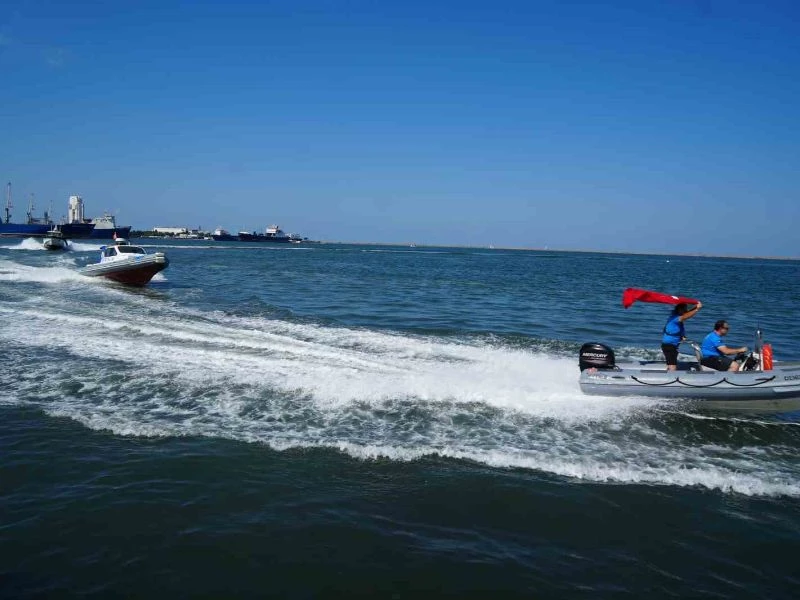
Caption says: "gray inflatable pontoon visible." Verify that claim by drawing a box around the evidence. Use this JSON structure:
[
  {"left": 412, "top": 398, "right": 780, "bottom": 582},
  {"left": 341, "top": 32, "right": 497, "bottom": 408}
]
[{"left": 578, "top": 337, "right": 800, "bottom": 414}]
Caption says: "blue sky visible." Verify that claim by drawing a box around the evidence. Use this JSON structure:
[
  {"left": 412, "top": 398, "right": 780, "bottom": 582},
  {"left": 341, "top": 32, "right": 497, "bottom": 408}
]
[{"left": 1, "top": 1, "right": 798, "bottom": 256}]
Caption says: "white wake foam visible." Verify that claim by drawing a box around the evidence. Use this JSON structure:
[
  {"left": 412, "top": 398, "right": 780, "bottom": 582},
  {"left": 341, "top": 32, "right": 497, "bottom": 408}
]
[
  {"left": 4, "top": 238, "right": 48, "bottom": 251},
  {"left": 1, "top": 278, "right": 798, "bottom": 498},
  {"left": 0, "top": 258, "right": 85, "bottom": 283}
]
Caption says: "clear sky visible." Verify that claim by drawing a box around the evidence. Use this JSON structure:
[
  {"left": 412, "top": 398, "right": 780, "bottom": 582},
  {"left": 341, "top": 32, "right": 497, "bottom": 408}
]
[{"left": 1, "top": 1, "right": 798, "bottom": 256}]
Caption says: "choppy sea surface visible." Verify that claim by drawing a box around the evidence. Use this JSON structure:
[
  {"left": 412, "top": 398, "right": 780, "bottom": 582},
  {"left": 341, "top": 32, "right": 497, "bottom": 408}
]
[{"left": 1, "top": 238, "right": 799, "bottom": 598}]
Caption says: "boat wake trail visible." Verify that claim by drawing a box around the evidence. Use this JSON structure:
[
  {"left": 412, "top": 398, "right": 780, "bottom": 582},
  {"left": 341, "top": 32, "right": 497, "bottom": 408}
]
[{"left": 1, "top": 290, "right": 799, "bottom": 498}]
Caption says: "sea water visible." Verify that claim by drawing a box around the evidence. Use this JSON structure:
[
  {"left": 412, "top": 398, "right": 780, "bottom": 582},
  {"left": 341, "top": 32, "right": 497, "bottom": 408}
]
[{"left": 1, "top": 239, "right": 799, "bottom": 598}]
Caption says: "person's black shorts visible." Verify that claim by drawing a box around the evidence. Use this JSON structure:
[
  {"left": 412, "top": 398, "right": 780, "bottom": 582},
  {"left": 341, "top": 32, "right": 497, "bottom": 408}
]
[
  {"left": 661, "top": 343, "right": 680, "bottom": 366},
  {"left": 701, "top": 355, "right": 733, "bottom": 371}
]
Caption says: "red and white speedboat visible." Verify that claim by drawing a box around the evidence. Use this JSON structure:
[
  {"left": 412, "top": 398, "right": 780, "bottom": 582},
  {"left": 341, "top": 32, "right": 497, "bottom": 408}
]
[{"left": 81, "top": 238, "right": 168, "bottom": 286}]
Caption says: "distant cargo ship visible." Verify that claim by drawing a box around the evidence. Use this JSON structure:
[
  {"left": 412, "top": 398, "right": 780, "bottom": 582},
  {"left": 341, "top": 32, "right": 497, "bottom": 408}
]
[
  {"left": 238, "top": 224, "right": 292, "bottom": 243},
  {"left": 85, "top": 212, "right": 132, "bottom": 240},
  {"left": 0, "top": 182, "right": 55, "bottom": 238},
  {"left": 211, "top": 228, "right": 237, "bottom": 241},
  {"left": 65, "top": 195, "right": 131, "bottom": 240},
  {"left": 0, "top": 183, "right": 94, "bottom": 237},
  {"left": 212, "top": 224, "right": 306, "bottom": 243},
  {"left": 0, "top": 185, "right": 129, "bottom": 239}
]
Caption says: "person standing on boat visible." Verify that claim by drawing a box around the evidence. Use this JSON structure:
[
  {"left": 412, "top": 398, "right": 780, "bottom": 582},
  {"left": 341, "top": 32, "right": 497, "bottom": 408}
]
[
  {"left": 661, "top": 302, "right": 702, "bottom": 371},
  {"left": 700, "top": 320, "right": 748, "bottom": 372}
]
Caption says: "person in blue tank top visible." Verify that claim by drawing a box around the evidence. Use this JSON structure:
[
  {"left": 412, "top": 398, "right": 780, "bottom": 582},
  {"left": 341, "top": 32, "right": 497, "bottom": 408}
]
[
  {"left": 661, "top": 301, "right": 702, "bottom": 371},
  {"left": 701, "top": 320, "right": 749, "bottom": 371}
]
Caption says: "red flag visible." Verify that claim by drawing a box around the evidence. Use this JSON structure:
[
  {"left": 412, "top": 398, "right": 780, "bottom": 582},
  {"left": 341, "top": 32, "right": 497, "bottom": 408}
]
[{"left": 622, "top": 288, "right": 699, "bottom": 309}]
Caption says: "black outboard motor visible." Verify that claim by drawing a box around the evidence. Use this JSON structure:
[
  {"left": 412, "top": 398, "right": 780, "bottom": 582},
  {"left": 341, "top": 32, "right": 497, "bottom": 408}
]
[{"left": 579, "top": 343, "right": 616, "bottom": 371}]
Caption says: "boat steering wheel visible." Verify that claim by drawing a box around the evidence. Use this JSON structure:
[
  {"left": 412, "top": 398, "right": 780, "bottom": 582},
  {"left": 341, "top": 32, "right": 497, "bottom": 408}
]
[{"left": 736, "top": 351, "right": 757, "bottom": 372}]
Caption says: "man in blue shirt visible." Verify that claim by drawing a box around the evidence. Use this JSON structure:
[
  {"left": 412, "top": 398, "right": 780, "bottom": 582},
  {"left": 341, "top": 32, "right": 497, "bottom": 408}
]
[{"left": 700, "top": 320, "right": 749, "bottom": 371}]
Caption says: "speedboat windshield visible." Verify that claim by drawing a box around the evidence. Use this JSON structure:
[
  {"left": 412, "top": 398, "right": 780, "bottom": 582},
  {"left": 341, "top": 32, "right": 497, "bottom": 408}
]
[{"left": 117, "top": 246, "right": 146, "bottom": 254}]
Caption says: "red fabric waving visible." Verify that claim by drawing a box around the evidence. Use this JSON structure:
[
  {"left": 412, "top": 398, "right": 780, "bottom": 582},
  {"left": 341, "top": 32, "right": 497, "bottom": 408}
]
[{"left": 622, "top": 288, "right": 700, "bottom": 309}]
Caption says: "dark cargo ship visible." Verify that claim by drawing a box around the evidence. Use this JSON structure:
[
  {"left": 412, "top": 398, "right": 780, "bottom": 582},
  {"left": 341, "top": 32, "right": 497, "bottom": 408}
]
[
  {"left": 0, "top": 183, "right": 93, "bottom": 237},
  {"left": 213, "top": 224, "right": 305, "bottom": 243}
]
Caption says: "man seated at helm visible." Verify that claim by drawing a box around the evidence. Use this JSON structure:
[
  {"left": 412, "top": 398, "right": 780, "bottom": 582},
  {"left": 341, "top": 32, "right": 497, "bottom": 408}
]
[{"left": 700, "top": 320, "right": 749, "bottom": 372}]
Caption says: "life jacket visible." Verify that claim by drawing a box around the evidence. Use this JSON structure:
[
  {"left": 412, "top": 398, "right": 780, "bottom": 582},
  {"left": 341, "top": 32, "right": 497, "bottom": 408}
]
[{"left": 662, "top": 314, "right": 684, "bottom": 345}]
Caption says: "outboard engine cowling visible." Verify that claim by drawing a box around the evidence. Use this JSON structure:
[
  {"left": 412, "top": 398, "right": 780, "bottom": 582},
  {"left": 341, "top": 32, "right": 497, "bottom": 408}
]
[{"left": 579, "top": 343, "right": 615, "bottom": 371}]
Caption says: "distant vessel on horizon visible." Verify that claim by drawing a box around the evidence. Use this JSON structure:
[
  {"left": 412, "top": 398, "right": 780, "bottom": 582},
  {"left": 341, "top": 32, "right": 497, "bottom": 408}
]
[
  {"left": 212, "top": 224, "right": 307, "bottom": 243},
  {"left": 0, "top": 183, "right": 93, "bottom": 237},
  {"left": 238, "top": 224, "right": 292, "bottom": 243},
  {"left": 0, "top": 184, "right": 130, "bottom": 239},
  {"left": 211, "top": 228, "right": 237, "bottom": 241},
  {"left": 0, "top": 182, "right": 56, "bottom": 238},
  {"left": 66, "top": 195, "right": 131, "bottom": 240}
]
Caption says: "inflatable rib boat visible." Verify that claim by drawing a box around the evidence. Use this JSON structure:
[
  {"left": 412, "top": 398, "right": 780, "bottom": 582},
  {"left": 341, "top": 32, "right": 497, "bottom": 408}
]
[
  {"left": 81, "top": 238, "right": 168, "bottom": 286},
  {"left": 579, "top": 288, "right": 800, "bottom": 413},
  {"left": 578, "top": 338, "right": 800, "bottom": 413}
]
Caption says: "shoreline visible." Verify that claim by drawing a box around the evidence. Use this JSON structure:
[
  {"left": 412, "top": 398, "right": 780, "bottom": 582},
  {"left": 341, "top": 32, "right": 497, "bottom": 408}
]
[
  {"left": 30, "top": 234, "right": 797, "bottom": 262},
  {"left": 310, "top": 240, "right": 800, "bottom": 262}
]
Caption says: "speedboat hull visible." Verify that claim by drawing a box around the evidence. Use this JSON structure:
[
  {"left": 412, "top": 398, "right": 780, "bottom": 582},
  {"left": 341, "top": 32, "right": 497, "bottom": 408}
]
[
  {"left": 81, "top": 253, "right": 168, "bottom": 286},
  {"left": 580, "top": 361, "right": 800, "bottom": 413},
  {"left": 43, "top": 237, "right": 68, "bottom": 251}
]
